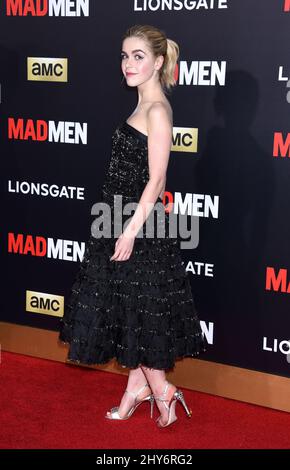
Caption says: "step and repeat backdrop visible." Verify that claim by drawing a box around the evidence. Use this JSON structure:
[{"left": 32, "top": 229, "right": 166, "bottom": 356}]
[{"left": 1, "top": 1, "right": 289, "bottom": 377}]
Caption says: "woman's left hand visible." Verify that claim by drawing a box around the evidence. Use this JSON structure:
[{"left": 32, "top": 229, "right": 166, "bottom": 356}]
[{"left": 110, "top": 231, "right": 136, "bottom": 261}]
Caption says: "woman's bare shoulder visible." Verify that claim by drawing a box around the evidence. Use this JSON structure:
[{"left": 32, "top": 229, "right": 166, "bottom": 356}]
[{"left": 146, "top": 100, "right": 173, "bottom": 126}]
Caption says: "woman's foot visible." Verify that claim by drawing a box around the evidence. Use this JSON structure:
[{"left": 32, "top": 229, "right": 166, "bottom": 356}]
[
  {"left": 153, "top": 381, "right": 177, "bottom": 427},
  {"left": 106, "top": 382, "right": 152, "bottom": 419}
]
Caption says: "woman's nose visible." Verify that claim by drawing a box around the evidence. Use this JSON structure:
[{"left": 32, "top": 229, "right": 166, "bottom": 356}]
[{"left": 125, "top": 57, "right": 134, "bottom": 68}]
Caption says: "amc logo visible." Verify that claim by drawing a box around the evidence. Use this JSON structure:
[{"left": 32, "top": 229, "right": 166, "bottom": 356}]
[
  {"left": 26, "top": 290, "right": 64, "bottom": 317},
  {"left": 27, "top": 57, "right": 68, "bottom": 82},
  {"left": 172, "top": 127, "right": 198, "bottom": 153}
]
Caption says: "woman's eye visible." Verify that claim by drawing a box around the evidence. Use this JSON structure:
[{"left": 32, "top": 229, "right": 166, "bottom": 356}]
[{"left": 120, "top": 54, "right": 143, "bottom": 60}]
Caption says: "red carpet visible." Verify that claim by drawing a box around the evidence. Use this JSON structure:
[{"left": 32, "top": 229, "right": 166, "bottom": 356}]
[{"left": 1, "top": 350, "right": 290, "bottom": 449}]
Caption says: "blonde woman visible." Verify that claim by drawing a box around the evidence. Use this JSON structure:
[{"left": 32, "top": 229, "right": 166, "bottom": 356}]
[{"left": 59, "top": 24, "right": 205, "bottom": 428}]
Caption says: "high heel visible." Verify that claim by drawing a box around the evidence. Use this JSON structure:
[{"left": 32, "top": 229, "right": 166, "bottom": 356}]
[
  {"left": 154, "top": 381, "right": 192, "bottom": 428},
  {"left": 105, "top": 383, "right": 154, "bottom": 420}
]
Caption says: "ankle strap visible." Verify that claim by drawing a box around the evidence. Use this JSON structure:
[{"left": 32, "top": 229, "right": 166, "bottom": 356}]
[
  {"left": 154, "top": 381, "right": 170, "bottom": 402},
  {"left": 125, "top": 383, "right": 149, "bottom": 399}
]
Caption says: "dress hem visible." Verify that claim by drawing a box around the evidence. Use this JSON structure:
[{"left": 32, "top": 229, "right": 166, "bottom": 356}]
[{"left": 59, "top": 339, "right": 206, "bottom": 372}]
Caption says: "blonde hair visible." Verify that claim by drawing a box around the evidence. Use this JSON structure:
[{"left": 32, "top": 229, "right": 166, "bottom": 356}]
[{"left": 122, "top": 24, "right": 179, "bottom": 94}]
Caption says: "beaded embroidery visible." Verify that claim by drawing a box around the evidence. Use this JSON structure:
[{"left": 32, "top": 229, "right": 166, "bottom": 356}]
[{"left": 59, "top": 120, "right": 206, "bottom": 369}]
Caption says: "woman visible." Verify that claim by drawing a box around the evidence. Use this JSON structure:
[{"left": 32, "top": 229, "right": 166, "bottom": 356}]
[{"left": 59, "top": 24, "right": 206, "bottom": 428}]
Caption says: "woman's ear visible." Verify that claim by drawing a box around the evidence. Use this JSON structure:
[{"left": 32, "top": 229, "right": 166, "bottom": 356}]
[{"left": 155, "top": 55, "right": 165, "bottom": 71}]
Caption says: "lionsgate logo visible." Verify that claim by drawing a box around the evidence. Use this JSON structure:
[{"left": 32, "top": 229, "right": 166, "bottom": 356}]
[
  {"left": 133, "top": 0, "right": 228, "bottom": 12},
  {"left": 91, "top": 195, "right": 200, "bottom": 249}
]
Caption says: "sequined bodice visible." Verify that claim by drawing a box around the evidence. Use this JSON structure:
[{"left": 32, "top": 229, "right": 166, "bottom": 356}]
[{"left": 101, "top": 121, "right": 149, "bottom": 205}]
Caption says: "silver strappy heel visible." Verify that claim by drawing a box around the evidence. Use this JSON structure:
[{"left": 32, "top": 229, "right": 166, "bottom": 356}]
[
  {"left": 154, "top": 381, "right": 192, "bottom": 428},
  {"left": 105, "top": 383, "right": 154, "bottom": 420}
]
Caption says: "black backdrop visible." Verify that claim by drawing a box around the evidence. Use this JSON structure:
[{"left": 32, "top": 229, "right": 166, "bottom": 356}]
[{"left": 1, "top": 0, "right": 290, "bottom": 377}]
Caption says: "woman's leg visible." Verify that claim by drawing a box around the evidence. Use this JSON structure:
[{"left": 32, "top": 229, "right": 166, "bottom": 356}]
[
  {"left": 106, "top": 366, "right": 150, "bottom": 418},
  {"left": 141, "top": 366, "right": 177, "bottom": 426}
]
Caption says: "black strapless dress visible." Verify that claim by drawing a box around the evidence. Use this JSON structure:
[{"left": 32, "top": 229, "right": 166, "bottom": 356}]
[{"left": 59, "top": 120, "right": 206, "bottom": 370}]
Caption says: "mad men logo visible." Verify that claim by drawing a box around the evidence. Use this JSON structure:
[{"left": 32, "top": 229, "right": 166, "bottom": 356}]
[
  {"left": 8, "top": 118, "right": 87, "bottom": 144},
  {"left": 200, "top": 321, "right": 214, "bottom": 345},
  {"left": 174, "top": 61, "right": 226, "bottom": 86},
  {"left": 134, "top": 0, "right": 228, "bottom": 12},
  {"left": 265, "top": 267, "right": 290, "bottom": 293},
  {"left": 285, "top": 0, "right": 290, "bottom": 12},
  {"left": 273, "top": 132, "right": 290, "bottom": 157},
  {"left": 26, "top": 290, "right": 64, "bottom": 317},
  {"left": 163, "top": 191, "right": 219, "bottom": 218},
  {"left": 172, "top": 127, "right": 198, "bottom": 153},
  {"left": 6, "top": 0, "right": 90, "bottom": 16},
  {"left": 8, "top": 232, "right": 85, "bottom": 262},
  {"left": 27, "top": 57, "right": 68, "bottom": 82}
]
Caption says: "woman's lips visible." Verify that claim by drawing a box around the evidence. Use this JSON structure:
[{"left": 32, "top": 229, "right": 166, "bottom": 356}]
[{"left": 126, "top": 73, "right": 137, "bottom": 76}]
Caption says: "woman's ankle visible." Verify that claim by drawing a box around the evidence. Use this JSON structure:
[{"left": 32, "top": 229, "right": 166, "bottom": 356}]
[{"left": 153, "top": 381, "right": 176, "bottom": 399}]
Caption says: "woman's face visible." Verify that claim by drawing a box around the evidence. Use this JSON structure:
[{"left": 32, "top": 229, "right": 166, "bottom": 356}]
[{"left": 121, "top": 37, "right": 163, "bottom": 87}]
